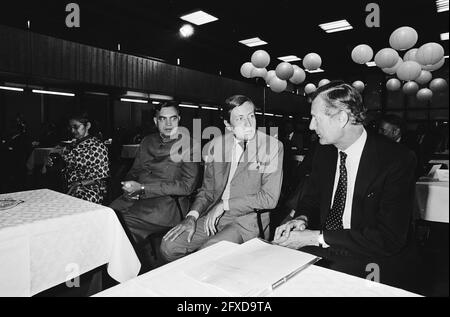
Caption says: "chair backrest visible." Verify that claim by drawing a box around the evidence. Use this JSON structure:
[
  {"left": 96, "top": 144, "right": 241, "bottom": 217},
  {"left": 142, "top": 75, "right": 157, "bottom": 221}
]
[{"left": 254, "top": 209, "right": 271, "bottom": 240}]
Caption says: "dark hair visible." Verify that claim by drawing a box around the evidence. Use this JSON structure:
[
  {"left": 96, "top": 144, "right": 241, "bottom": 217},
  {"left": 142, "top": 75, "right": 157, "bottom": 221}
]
[
  {"left": 220, "top": 95, "right": 255, "bottom": 121},
  {"left": 311, "top": 80, "right": 366, "bottom": 124},
  {"left": 69, "top": 112, "right": 91, "bottom": 125},
  {"left": 153, "top": 101, "right": 180, "bottom": 117},
  {"left": 381, "top": 114, "right": 405, "bottom": 135},
  {"left": 69, "top": 112, "right": 100, "bottom": 137}
]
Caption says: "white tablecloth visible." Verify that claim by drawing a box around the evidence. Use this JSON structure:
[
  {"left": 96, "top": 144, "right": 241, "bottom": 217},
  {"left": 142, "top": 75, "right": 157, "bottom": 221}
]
[
  {"left": 0, "top": 189, "right": 140, "bottom": 296},
  {"left": 415, "top": 181, "right": 449, "bottom": 223},
  {"left": 121, "top": 144, "right": 140, "bottom": 159},
  {"left": 94, "top": 241, "right": 419, "bottom": 297}
]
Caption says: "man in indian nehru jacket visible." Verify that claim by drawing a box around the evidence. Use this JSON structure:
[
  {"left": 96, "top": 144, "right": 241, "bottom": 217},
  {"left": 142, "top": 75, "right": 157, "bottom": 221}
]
[
  {"left": 161, "top": 95, "right": 284, "bottom": 261},
  {"left": 273, "top": 81, "right": 419, "bottom": 291},
  {"left": 109, "top": 101, "right": 200, "bottom": 246}
]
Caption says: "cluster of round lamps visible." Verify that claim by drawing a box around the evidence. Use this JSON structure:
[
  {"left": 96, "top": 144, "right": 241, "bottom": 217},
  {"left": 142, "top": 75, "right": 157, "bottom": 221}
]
[
  {"left": 240, "top": 50, "right": 322, "bottom": 93},
  {"left": 351, "top": 26, "right": 448, "bottom": 102}
]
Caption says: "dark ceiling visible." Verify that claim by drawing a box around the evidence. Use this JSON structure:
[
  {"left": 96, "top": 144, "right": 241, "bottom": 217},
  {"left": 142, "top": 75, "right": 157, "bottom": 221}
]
[{"left": 0, "top": 0, "right": 448, "bottom": 83}]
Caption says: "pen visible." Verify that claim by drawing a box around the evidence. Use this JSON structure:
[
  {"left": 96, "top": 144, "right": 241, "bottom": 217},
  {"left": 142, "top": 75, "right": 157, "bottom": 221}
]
[{"left": 271, "top": 257, "right": 322, "bottom": 290}]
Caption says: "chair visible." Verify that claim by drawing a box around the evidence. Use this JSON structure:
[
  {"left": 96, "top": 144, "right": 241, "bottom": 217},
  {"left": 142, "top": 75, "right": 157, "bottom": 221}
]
[{"left": 255, "top": 209, "right": 272, "bottom": 240}]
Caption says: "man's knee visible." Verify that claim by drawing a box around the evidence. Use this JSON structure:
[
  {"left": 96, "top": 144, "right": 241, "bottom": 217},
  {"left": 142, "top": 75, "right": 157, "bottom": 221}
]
[
  {"left": 160, "top": 238, "right": 186, "bottom": 262},
  {"left": 109, "top": 196, "right": 133, "bottom": 213}
]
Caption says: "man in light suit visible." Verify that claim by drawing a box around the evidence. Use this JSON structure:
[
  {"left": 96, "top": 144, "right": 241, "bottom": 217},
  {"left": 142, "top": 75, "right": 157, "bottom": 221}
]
[
  {"left": 161, "top": 95, "right": 284, "bottom": 262},
  {"left": 273, "top": 81, "right": 418, "bottom": 291}
]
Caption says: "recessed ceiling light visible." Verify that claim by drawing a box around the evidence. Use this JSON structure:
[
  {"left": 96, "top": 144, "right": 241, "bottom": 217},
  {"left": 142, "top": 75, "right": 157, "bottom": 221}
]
[
  {"left": 120, "top": 98, "right": 148, "bottom": 104},
  {"left": 0, "top": 85, "right": 24, "bottom": 92},
  {"left": 440, "top": 32, "right": 449, "bottom": 41},
  {"left": 239, "top": 37, "right": 268, "bottom": 47},
  {"left": 32, "top": 89, "right": 75, "bottom": 97},
  {"left": 85, "top": 91, "right": 109, "bottom": 96},
  {"left": 366, "top": 61, "right": 377, "bottom": 67},
  {"left": 180, "top": 10, "right": 218, "bottom": 26},
  {"left": 278, "top": 55, "right": 302, "bottom": 62},
  {"left": 305, "top": 68, "right": 325, "bottom": 73},
  {"left": 436, "top": 0, "right": 449, "bottom": 12},
  {"left": 179, "top": 104, "right": 199, "bottom": 109},
  {"left": 319, "top": 19, "right": 353, "bottom": 33},
  {"left": 201, "top": 106, "right": 219, "bottom": 110}
]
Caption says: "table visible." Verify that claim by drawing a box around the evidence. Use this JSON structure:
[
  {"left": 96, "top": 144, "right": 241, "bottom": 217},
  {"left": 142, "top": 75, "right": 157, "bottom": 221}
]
[
  {"left": 95, "top": 241, "right": 419, "bottom": 297},
  {"left": 26, "top": 147, "right": 62, "bottom": 174},
  {"left": 415, "top": 181, "right": 449, "bottom": 223},
  {"left": 121, "top": 144, "right": 140, "bottom": 159},
  {"left": 429, "top": 159, "right": 449, "bottom": 167},
  {"left": 0, "top": 189, "right": 140, "bottom": 296}
]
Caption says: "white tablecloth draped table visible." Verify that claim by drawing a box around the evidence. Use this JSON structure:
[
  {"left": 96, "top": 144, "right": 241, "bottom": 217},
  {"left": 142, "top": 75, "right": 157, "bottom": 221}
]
[
  {"left": 121, "top": 144, "right": 140, "bottom": 159},
  {"left": 0, "top": 189, "right": 140, "bottom": 296},
  {"left": 95, "top": 241, "right": 419, "bottom": 297},
  {"left": 415, "top": 181, "right": 449, "bottom": 223}
]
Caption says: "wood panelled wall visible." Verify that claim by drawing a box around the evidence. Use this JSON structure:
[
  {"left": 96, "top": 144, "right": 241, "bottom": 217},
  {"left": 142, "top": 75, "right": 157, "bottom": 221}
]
[{"left": 0, "top": 25, "right": 307, "bottom": 114}]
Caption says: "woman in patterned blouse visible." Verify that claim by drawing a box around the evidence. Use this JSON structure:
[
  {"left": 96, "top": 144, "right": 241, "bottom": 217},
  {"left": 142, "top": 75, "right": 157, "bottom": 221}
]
[{"left": 60, "top": 113, "right": 110, "bottom": 204}]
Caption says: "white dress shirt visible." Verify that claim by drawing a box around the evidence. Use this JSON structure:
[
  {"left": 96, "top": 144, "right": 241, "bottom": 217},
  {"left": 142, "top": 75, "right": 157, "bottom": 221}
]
[
  {"left": 330, "top": 128, "right": 367, "bottom": 229},
  {"left": 221, "top": 137, "right": 244, "bottom": 211}
]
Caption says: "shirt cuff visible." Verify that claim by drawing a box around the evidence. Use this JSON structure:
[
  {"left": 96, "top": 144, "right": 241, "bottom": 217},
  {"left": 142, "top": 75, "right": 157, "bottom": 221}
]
[
  {"left": 318, "top": 232, "right": 330, "bottom": 248},
  {"left": 186, "top": 210, "right": 199, "bottom": 220},
  {"left": 222, "top": 199, "right": 230, "bottom": 211}
]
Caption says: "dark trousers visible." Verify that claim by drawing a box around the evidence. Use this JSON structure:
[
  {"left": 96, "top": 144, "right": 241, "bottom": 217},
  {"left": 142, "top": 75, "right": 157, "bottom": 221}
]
[{"left": 110, "top": 197, "right": 172, "bottom": 272}]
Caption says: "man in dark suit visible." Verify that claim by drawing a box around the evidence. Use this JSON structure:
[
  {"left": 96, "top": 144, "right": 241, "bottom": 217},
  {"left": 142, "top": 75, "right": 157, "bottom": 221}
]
[
  {"left": 161, "top": 95, "right": 284, "bottom": 262},
  {"left": 273, "top": 81, "right": 418, "bottom": 291},
  {"left": 379, "top": 114, "right": 423, "bottom": 178},
  {"left": 109, "top": 102, "right": 200, "bottom": 245}
]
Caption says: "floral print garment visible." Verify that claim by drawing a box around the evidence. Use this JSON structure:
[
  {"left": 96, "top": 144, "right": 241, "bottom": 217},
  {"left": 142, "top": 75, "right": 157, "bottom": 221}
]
[{"left": 62, "top": 136, "right": 109, "bottom": 204}]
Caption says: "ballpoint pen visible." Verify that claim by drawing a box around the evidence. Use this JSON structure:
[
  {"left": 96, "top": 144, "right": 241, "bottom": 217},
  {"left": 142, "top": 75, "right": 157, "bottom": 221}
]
[{"left": 271, "top": 257, "right": 322, "bottom": 290}]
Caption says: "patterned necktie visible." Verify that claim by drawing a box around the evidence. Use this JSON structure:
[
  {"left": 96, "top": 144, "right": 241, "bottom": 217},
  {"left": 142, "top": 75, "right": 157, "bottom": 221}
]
[{"left": 325, "top": 151, "right": 348, "bottom": 230}]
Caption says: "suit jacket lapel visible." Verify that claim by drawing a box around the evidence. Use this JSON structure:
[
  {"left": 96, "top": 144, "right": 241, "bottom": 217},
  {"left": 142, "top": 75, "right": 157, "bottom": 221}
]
[{"left": 351, "top": 133, "right": 379, "bottom": 228}]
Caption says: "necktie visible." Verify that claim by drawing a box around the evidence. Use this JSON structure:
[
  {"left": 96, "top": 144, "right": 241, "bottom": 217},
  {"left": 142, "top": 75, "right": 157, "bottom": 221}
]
[
  {"left": 325, "top": 151, "right": 347, "bottom": 230},
  {"left": 239, "top": 140, "right": 247, "bottom": 152}
]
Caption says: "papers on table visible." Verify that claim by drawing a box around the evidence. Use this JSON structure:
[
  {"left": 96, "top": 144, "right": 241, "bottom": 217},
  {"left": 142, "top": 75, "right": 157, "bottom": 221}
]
[
  {"left": 185, "top": 238, "right": 319, "bottom": 296},
  {"left": 434, "top": 169, "right": 449, "bottom": 182},
  {"left": 423, "top": 165, "right": 449, "bottom": 182}
]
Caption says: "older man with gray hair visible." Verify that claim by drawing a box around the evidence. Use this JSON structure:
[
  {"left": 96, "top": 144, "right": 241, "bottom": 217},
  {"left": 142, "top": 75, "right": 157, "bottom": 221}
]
[{"left": 273, "top": 81, "right": 418, "bottom": 291}]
